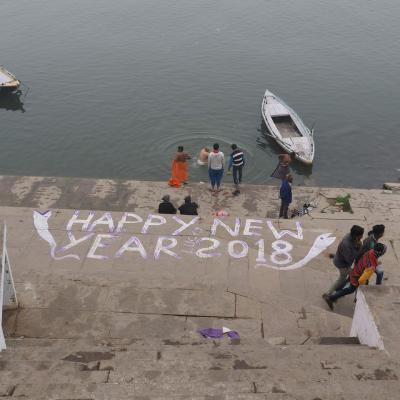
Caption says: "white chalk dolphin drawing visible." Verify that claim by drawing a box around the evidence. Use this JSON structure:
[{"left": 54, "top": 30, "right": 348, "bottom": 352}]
[
  {"left": 33, "top": 210, "right": 80, "bottom": 260},
  {"left": 255, "top": 233, "right": 336, "bottom": 271}
]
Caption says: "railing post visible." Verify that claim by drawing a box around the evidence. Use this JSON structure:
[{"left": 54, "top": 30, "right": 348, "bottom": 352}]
[{"left": 1, "top": 223, "right": 18, "bottom": 351}]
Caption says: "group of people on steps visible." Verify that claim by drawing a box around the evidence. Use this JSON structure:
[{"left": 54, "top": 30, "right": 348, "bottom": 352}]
[{"left": 323, "top": 224, "right": 386, "bottom": 310}]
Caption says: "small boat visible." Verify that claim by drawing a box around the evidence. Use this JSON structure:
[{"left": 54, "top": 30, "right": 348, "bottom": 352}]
[
  {"left": 0, "top": 66, "right": 21, "bottom": 93},
  {"left": 261, "top": 89, "right": 314, "bottom": 164}
]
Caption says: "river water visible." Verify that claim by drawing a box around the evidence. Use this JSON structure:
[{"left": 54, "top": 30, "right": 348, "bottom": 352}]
[{"left": 1, "top": 0, "right": 399, "bottom": 187}]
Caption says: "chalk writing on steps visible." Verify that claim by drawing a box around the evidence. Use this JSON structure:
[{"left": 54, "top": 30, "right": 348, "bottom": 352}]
[{"left": 33, "top": 210, "right": 336, "bottom": 271}]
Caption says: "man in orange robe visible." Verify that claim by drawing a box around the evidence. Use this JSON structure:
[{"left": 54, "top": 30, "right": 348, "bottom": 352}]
[{"left": 168, "top": 146, "right": 191, "bottom": 187}]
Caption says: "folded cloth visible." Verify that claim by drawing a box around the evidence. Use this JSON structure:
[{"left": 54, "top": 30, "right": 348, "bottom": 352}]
[{"left": 198, "top": 328, "right": 240, "bottom": 339}]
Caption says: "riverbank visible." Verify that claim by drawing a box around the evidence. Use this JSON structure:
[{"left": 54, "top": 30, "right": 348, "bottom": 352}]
[{"left": 0, "top": 174, "right": 399, "bottom": 217}]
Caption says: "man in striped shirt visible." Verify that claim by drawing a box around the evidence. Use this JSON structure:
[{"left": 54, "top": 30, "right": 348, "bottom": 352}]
[{"left": 228, "top": 144, "right": 245, "bottom": 196}]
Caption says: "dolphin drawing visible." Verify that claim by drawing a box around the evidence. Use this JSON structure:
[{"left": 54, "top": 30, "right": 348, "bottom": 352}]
[
  {"left": 33, "top": 210, "right": 80, "bottom": 260},
  {"left": 255, "top": 233, "right": 336, "bottom": 271}
]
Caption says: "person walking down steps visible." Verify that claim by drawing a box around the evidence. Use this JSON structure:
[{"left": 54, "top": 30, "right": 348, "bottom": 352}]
[
  {"left": 228, "top": 144, "right": 245, "bottom": 196},
  {"left": 324, "top": 243, "right": 387, "bottom": 310},
  {"left": 208, "top": 143, "right": 225, "bottom": 193},
  {"left": 356, "top": 224, "right": 385, "bottom": 285},
  {"left": 322, "top": 225, "right": 364, "bottom": 301}
]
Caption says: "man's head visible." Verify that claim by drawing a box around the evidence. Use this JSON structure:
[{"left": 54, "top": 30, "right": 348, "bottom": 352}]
[
  {"left": 286, "top": 174, "right": 293, "bottom": 183},
  {"left": 350, "top": 225, "right": 364, "bottom": 241},
  {"left": 184, "top": 195, "right": 191, "bottom": 203},
  {"left": 374, "top": 243, "right": 387, "bottom": 258},
  {"left": 372, "top": 224, "right": 385, "bottom": 239},
  {"left": 231, "top": 144, "right": 237, "bottom": 150},
  {"left": 162, "top": 195, "right": 170, "bottom": 202},
  {"left": 213, "top": 143, "right": 219, "bottom": 151},
  {"left": 178, "top": 146, "right": 184, "bottom": 152},
  {"left": 204, "top": 147, "right": 210, "bottom": 152}
]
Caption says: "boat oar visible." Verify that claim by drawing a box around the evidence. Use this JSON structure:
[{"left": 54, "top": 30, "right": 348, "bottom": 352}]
[
  {"left": 310, "top": 122, "right": 316, "bottom": 136},
  {"left": 20, "top": 81, "right": 30, "bottom": 100}
]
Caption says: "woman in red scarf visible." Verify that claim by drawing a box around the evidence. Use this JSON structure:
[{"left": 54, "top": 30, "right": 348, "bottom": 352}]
[{"left": 168, "top": 146, "right": 191, "bottom": 187}]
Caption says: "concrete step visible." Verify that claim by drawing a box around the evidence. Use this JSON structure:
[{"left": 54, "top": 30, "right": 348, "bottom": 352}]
[
  {"left": 1, "top": 338, "right": 398, "bottom": 388},
  {"left": 11, "top": 379, "right": 400, "bottom": 399},
  {"left": 9, "top": 280, "right": 354, "bottom": 340},
  {"left": 2, "top": 336, "right": 371, "bottom": 356},
  {"left": 1, "top": 337, "right": 380, "bottom": 359}
]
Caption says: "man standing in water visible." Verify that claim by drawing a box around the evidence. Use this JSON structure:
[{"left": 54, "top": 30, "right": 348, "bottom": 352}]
[
  {"left": 228, "top": 144, "right": 245, "bottom": 195},
  {"left": 208, "top": 143, "right": 225, "bottom": 193},
  {"left": 168, "top": 146, "right": 191, "bottom": 187},
  {"left": 197, "top": 147, "right": 210, "bottom": 166},
  {"left": 271, "top": 152, "right": 296, "bottom": 180}
]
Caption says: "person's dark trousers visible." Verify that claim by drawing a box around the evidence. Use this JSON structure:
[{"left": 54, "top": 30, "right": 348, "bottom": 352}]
[
  {"left": 279, "top": 201, "right": 289, "bottom": 219},
  {"left": 329, "top": 282, "right": 357, "bottom": 302},
  {"left": 232, "top": 165, "right": 243, "bottom": 189},
  {"left": 375, "top": 267, "right": 384, "bottom": 285}
]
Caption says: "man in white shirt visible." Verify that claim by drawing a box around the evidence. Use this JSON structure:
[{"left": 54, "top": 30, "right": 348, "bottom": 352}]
[{"left": 208, "top": 143, "right": 225, "bottom": 192}]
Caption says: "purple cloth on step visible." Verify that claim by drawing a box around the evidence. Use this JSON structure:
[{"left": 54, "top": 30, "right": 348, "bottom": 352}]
[
  {"left": 227, "top": 330, "right": 240, "bottom": 339},
  {"left": 198, "top": 328, "right": 240, "bottom": 339},
  {"left": 198, "top": 328, "right": 223, "bottom": 338}
]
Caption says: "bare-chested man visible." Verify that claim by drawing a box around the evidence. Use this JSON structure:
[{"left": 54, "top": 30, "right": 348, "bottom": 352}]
[{"left": 197, "top": 147, "right": 210, "bottom": 166}]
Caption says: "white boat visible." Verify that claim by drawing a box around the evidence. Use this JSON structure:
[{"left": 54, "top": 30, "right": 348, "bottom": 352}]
[
  {"left": 261, "top": 89, "right": 314, "bottom": 164},
  {"left": 0, "top": 66, "right": 21, "bottom": 92}
]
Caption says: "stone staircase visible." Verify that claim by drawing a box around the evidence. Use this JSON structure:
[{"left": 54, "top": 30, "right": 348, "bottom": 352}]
[
  {"left": 1, "top": 336, "right": 399, "bottom": 399},
  {"left": 1, "top": 274, "right": 399, "bottom": 400},
  {"left": 0, "top": 180, "right": 399, "bottom": 399}
]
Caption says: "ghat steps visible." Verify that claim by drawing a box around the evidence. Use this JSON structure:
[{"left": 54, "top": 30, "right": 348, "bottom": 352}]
[
  {"left": 1, "top": 337, "right": 399, "bottom": 399},
  {"left": 0, "top": 176, "right": 400, "bottom": 398}
]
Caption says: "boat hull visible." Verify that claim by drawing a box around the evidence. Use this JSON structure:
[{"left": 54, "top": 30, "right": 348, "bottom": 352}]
[
  {"left": 261, "top": 89, "right": 314, "bottom": 164},
  {"left": 0, "top": 66, "right": 21, "bottom": 93},
  {"left": 0, "top": 82, "right": 21, "bottom": 93}
]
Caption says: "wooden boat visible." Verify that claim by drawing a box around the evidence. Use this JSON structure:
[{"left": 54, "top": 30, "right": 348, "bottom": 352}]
[
  {"left": 0, "top": 66, "right": 21, "bottom": 93},
  {"left": 261, "top": 89, "right": 314, "bottom": 164}
]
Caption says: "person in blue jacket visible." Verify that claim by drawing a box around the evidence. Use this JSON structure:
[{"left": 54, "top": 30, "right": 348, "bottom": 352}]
[{"left": 279, "top": 174, "right": 293, "bottom": 219}]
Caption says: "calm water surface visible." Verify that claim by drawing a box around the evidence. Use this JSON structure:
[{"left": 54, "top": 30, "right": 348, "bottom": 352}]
[{"left": 1, "top": 0, "right": 399, "bottom": 187}]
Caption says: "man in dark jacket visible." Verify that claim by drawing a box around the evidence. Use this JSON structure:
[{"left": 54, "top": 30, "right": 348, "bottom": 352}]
[
  {"left": 324, "top": 243, "right": 386, "bottom": 310},
  {"left": 322, "top": 225, "right": 364, "bottom": 301},
  {"left": 228, "top": 144, "right": 245, "bottom": 196},
  {"left": 279, "top": 174, "right": 292, "bottom": 219},
  {"left": 158, "top": 195, "right": 177, "bottom": 214},
  {"left": 178, "top": 196, "right": 199, "bottom": 216}
]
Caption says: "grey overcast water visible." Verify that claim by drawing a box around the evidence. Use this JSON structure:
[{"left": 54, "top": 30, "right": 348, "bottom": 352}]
[{"left": 1, "top": 0, "right": 399, "bottom": 187}]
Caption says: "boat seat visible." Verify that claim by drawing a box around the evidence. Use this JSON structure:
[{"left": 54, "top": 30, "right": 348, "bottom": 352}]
[{"left": 267, "top": 102, "right": 289, "bottom": 117}]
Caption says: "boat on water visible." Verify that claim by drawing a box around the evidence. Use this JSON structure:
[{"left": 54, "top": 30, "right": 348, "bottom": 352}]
[
  {"left": 261, "top": 89, "right": 314, "bottom": 164},
  {"left": 0, "top": 66, "right": 21, "bottom": 93}
]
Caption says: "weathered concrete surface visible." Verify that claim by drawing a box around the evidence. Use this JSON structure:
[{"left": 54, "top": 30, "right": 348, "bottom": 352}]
[
  {"left": 0, "top": 175, "right": 400, "bottom": 399},
  {"left": 0, "top": 174, "right": 398, "bottom": 218},
  {"left": 353, "top": 286, "right": 400, "bottom": 357}
]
